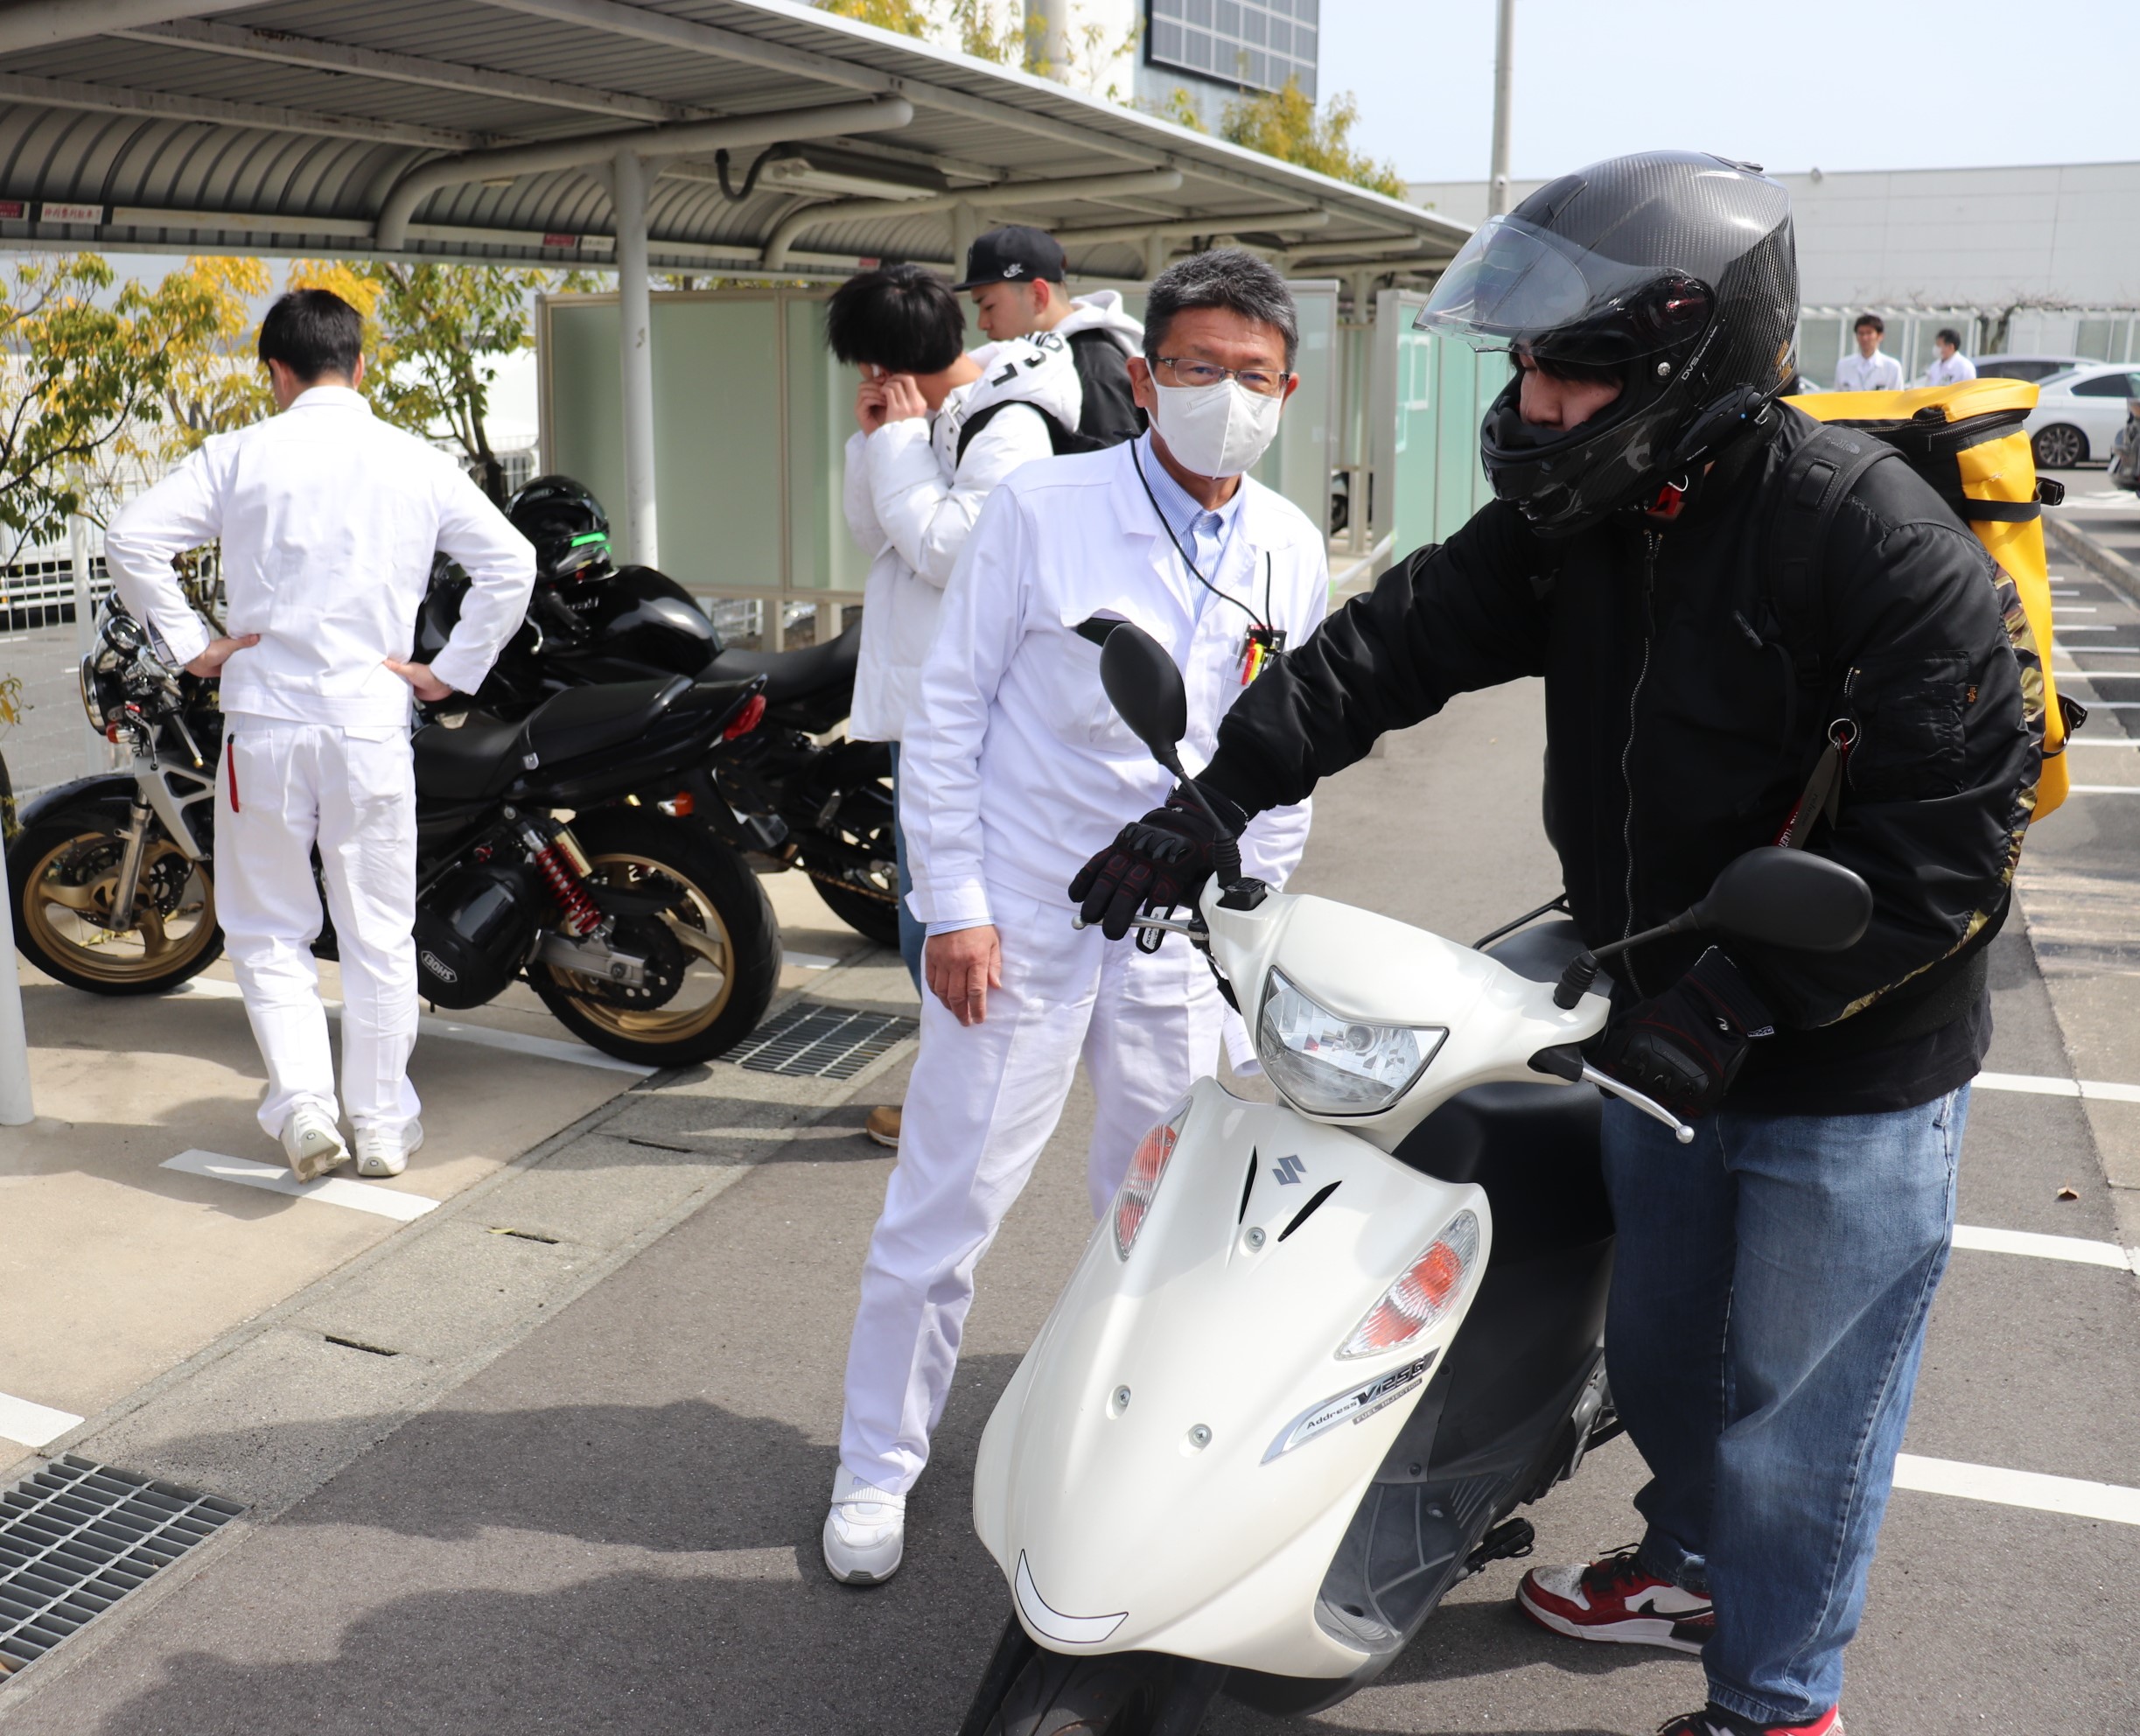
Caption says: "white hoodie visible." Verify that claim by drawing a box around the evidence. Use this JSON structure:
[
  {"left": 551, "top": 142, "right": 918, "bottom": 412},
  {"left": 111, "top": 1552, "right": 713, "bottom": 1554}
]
[
  {"left": 843, "top": 332, "right": 1084, "bottom": 741},
  {"left": 1053, "top": 288, "right": 1143, "bottom": 358}
]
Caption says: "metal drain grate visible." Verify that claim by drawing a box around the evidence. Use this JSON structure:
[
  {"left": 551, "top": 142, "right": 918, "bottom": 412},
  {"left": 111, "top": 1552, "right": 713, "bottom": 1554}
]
[
  {"left": 727, "top": 1001, "right": 918, "bottom": 1081},
  {"left": 0, "top": 1457, "right": 242, "bottom": 1676}
]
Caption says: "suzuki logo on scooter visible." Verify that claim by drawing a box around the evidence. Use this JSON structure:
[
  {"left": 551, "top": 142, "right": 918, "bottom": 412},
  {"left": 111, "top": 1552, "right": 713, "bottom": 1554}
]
[{"left": 1272, "top": 1155, "right": 1306, "bottom": 1186}]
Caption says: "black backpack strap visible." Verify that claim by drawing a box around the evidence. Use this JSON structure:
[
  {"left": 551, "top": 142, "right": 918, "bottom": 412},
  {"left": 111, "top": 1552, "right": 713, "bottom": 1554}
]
[
  {"left": 954, "top": 397, "right": 1102, "bottom": 466},
  {"left": 1764, "top": 424, "right": 1904, "bottom": 695}
]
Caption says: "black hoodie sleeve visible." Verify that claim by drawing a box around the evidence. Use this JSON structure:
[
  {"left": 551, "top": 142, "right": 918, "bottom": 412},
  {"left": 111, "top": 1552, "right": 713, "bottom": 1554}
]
[
  {"left": 1732, "top": 487, "right": 2039, "bottom": 1031},
  {"left": 1200, "top": 500, "right": 1550, "bottom": 816}
]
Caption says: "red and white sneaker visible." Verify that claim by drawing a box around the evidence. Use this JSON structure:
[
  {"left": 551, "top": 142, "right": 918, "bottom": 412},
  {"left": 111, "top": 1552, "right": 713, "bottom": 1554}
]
[
  {"left": 1655, "top": 1705, "right": 1844, "bottom": 1736},
  {"left": 1516, "top": 1547, "right": 1713, "bottom": 1653}
]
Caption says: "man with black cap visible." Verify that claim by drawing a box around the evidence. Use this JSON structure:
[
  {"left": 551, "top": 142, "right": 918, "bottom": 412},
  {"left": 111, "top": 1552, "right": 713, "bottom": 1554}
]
[{"left": 955, "top": 223, "right": 1145, "bottom": 446}]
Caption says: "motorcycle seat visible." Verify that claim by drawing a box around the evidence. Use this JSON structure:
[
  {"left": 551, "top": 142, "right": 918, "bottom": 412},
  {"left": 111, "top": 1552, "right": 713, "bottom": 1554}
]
[
  {"left": 701, "top": 622, "right": 859, "bottom": 704},
  {"left": 413, "top": 676, "right": 694, "bottom": 803}
]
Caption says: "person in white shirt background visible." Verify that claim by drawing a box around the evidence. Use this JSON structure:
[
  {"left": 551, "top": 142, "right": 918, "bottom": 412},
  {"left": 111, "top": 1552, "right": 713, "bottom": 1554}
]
[
  {"left": 1833, "top": 310, "right": 1906, "bottom": 391},
  {"left": 822, "top": 248, "right": 1329, "bottom": 1586},
  {"left": 104, "top": 290, "right": 535, "bottom": 1183},
  {"left": 956, "top": 222, "right": 1147, "bottom": 446},
  {"left": 1921, "top": 326, "right": 1978, "bottom": 387},
  {"left": 828, "top": 262, "right": 1083, "bottom": 1150}
]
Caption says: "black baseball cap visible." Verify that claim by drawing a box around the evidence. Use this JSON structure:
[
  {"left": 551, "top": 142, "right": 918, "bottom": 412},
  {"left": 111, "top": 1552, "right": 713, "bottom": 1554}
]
[{"left": 952, "top": 225, "right": 1067, "bottom": 291}]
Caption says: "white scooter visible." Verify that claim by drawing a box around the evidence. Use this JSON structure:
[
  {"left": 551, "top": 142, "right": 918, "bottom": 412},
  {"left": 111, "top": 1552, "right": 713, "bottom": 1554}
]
[{"left": 958, "top": 626, "right": 1871, "bottom": 1734}]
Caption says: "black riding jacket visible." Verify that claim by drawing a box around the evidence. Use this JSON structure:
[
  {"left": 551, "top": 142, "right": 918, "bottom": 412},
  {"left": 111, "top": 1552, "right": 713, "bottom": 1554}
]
[{"left": 1200, "top": 404, "right": 2041, "bottom": 1116}]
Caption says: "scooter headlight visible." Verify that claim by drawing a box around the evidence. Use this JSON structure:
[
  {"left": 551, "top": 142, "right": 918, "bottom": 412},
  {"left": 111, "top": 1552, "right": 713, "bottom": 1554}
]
[
  {"left": 1113, "top": 1099, "right": 1190, "bottom": 1259},
  {"left": 1255, "top": 969, "right": 1444, "bottom": 1116},
  {"left": 1336, "top": 1210, "right": 1481, "bottom": 1359}
]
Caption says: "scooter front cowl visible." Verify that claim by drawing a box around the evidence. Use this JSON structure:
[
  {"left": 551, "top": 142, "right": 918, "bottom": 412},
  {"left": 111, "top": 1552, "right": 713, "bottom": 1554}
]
[{"left": 973, "top": 1077, "right": 1490, "bottom": 1682}]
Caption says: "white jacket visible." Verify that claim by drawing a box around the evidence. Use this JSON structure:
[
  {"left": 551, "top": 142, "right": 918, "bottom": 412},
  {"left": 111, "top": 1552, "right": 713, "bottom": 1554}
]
[
  {"left": 844, "top": 333, "right": 1084, "bottom": 741},
  {"left": 1053, "top": 289, "right": 1143, "bottom": 357},
  {"left": 105, "top": 386, "right": 535, "bottom": 727},
  {"left": 900, "top": 436, "right": 1328, "bottom": 928}
]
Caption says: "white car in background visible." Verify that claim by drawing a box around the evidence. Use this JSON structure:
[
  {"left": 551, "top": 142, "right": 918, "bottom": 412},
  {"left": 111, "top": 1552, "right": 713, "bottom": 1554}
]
[
  {"left": 2024, "top": 365, "right": 2140, "bottom": 469},
  {"left": 1975, "top": 353, "right": 2099, "bottom": 384}
]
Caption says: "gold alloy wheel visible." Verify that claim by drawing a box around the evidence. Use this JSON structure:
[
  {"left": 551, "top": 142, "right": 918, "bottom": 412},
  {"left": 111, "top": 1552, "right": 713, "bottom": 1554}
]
[
  {"left": 18, "top": 829, "right": 219, "bottom": 987},
  {"left": 541, "top": 848, "right": 736, "bottom": 1044}
]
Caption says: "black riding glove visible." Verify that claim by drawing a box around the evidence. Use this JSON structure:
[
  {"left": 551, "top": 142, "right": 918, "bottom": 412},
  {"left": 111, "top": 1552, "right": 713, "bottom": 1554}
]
[
  {"left": 1068, "top": 781, "right": 1246, "bottom": 941},
  {"left": 1589, "top": 947, "right": 1774, "bottom": 1120}
]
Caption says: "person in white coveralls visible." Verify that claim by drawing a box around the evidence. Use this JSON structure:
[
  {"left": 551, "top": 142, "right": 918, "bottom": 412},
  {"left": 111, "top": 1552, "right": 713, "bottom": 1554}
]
[
  {"left": 1921, "top": 327, "right": 1977, "bottom": 388},
  {"left": 829, "top": 262, "right": 1084, "bottom": 1150},
  {"left": 1833, "top": 311, "right": 1905, "bottom": 392},
  {"left": 104, "top": 290, "right": 535, "bottom": 1183},
  {"left": 822, "top": 249, "right": 1329, "bottom": 1585}
]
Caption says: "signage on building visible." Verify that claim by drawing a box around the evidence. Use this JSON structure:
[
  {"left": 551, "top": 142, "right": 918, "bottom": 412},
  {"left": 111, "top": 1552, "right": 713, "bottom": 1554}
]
[
  {"left": 40, "top": 202, "right": 103, "bottom": 225},
  {"left": 542, "top": 233, "right": 579, "bottom": 248},
  {"left": 0, "top": 201, "right": 24, "bottom": 220}
]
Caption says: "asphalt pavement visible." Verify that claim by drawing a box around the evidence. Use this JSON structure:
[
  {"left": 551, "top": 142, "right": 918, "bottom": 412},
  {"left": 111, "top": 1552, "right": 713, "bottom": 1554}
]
[{"left": 2, "top": 672, "right": 2137, "bottom": 1734}]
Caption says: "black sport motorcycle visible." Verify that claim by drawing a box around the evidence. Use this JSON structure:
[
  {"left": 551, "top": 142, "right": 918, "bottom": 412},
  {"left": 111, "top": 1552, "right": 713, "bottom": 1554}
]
[
  {"left": 10, "top": 600, "right": 782, "bottom": 1067},
  {"left": 419, "top": 551, "right": 901, "bottom": 950}
]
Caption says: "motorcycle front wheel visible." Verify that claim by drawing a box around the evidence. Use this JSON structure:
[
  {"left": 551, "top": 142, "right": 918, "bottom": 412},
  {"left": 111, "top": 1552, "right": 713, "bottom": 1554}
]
[
  {"left": 9, "top": 815, "right": 222, "bottom": 994},
  {"left": 528, "top": 808, "right": 780, "bottom": 1066}
]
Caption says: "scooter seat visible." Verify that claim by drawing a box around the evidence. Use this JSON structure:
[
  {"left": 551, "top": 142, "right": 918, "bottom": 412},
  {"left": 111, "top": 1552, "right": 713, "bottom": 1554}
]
[{"left": 702, "top": 622, "right": 860, "bottom": 704}]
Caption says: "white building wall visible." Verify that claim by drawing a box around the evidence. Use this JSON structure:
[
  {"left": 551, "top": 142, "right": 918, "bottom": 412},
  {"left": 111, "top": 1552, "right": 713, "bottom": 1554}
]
[{"left": 1405, "top": 161, "right": 2140, "bottom": 308}]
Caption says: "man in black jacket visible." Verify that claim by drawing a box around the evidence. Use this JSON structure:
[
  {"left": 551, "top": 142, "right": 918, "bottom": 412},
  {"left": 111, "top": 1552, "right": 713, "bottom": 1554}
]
[{"left": 1072, "top": 154, "right": 2039, "bottom": 1736}]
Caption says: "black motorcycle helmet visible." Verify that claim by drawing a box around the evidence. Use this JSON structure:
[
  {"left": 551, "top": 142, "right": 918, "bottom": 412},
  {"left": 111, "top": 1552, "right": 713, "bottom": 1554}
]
[
  {"left": 507, "top": 474, "right": 613, "bottom": 583},
  {"left": 1416, "top": 151, "right": 1799, "bottom": 537}
]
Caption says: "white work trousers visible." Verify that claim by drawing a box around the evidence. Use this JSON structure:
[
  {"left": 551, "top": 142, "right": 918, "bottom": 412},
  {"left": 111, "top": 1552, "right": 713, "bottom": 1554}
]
[
  {"left": 214, "top": 717, "right": 420, "bottom": 1138},
  {"left": 839, "top": 884, "right": 1226, "bottom": 1494}
]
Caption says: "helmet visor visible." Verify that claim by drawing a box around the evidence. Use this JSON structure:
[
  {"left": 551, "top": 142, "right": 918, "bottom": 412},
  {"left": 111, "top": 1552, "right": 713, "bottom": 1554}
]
[{"left": 1416, "top": 215, "right": 1713, "bottom": 368}]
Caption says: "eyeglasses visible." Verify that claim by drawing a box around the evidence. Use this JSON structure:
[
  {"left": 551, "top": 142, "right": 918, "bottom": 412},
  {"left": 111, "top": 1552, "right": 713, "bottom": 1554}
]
[{"left": 1150, "top": 355, "right": 1292, "bottom": 398}]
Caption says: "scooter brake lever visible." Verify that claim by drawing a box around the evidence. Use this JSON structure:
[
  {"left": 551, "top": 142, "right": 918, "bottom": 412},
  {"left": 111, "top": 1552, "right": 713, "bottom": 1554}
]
[{"left": 1578, "top": 1063, "right": 1696, "bottom": 1144}]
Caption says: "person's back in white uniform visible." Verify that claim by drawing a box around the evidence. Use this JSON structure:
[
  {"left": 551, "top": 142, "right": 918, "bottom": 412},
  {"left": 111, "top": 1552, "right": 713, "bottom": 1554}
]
[
  {"left": 1834, "top": 314, "right": 1906, "bottom": 392},
  {"left": 104, "top": 289, "right": 534, "bottom": 1181}
]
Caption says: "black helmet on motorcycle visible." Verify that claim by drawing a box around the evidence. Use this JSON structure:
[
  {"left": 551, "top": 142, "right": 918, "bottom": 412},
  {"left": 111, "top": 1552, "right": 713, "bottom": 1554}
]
[
  {"left": 507, "top": 474, "right": 612, "bottom": 583},
  {"left": 1416, "top": 150, "right": 1798, "bottom": 537}
]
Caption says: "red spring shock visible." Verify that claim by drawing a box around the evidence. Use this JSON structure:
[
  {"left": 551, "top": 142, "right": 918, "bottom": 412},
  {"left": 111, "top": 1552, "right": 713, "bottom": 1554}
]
[{"left": 524, "top": 826, "right": 602, "bottom": 936}]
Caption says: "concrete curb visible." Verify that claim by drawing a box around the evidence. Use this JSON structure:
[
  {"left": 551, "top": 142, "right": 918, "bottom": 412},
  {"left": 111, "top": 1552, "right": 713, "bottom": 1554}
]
[{"left": 2045, "top": 511, "right": 2140, "bottom": 607}]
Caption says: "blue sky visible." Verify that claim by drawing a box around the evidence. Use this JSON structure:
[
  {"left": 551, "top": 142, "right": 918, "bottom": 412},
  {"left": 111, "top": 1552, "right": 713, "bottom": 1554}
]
[{"left": 1321, "top": 0, "right": 2140, "bottom": 185}]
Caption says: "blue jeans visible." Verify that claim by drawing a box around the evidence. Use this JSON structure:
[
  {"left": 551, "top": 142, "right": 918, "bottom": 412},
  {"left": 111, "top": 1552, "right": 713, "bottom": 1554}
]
[
  {"left": 1600, "top": 1088, "right": 1965, "bottom": 1726},
  {"left": 886, "top": 742, "right": 925, "bottom": 992}
]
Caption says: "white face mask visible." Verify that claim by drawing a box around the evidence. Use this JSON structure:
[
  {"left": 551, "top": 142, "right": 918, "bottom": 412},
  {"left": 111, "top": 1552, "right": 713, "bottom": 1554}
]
[{"left": 1150, "top": 376, "right": 1283, "bottom": 479}]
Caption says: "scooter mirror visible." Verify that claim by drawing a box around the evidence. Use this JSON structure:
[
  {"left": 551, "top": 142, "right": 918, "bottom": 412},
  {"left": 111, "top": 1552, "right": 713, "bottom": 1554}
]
[
  {"left": 1693, "top": 846, "right": 1872, "bottom": 954},
  {"left": 1099, "top": 623, "right": 1189, "bottom": 764}
]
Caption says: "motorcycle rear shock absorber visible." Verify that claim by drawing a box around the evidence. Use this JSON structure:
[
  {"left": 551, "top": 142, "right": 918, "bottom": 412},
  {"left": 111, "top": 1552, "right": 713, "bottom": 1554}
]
[{"left": 520, "top": 819, "right": 603, "bottom": 936}]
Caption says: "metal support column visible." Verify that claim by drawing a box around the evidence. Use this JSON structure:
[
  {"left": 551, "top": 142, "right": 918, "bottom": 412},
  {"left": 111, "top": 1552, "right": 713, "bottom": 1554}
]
[
  {"left": 0, "top": 849, "right": 33, "bottom": 1123},
  {"left": 1487, "top": 0, "right": 1515, "bottom": 218},
  {"left": 68, "top": 508, "right": 104, "bottom": 774},
  {"left": 949, "top": 200, "right": 978, "bottom": 280},
  {"left": 1143, "top": 230, "right": 1171, "bottom": 281},
  {"left": 612, "top": 145, "right": 659, "bottom": 570}
]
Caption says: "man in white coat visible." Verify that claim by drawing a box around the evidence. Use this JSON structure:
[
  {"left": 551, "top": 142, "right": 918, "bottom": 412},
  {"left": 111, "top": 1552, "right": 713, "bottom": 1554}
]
[
  {"left": 823, "top": 249, "right": 1329, "bottom": 1584},
  {"left": 829, "top": 262, "right": 1083, "bottom": 1148},
  {"left": 105, "top": 289, "right": 534, "bottom": 1182},
  {"left": 1834, "top": 312, "right": 1905, "bottom": 392}
]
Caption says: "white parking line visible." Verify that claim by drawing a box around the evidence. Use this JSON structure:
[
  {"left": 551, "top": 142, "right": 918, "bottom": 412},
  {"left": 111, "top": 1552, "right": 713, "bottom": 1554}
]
[
  {"left": 177, "top": 977, "right": 655, "bottom": 1075},
  {"left": 161, "top": 1149, "right": 441, "bottom": 1222},
  {"left": 1893, "top": 1454, "right": 2140, "bottom": 1526},
  {"left": 1952, "top": 1223, "right": 2136, "bottom": 1271},
  {"left": 0, "top": 1391, "right": 84, "bottom": 1451},
  {"left": 1975, "top": 1070, "right": 2140, "bottom": 1104},
  {"left": 2067, "top": 786, "right": 2140, "bottom": 794}
]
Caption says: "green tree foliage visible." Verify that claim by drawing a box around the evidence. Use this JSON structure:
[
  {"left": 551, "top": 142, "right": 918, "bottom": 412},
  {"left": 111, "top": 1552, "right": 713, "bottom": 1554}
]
[
  {"left": 815, "top": 0, "right": 931, "bottom": 37},
  {"left": 0, "top": 254, "right": 230, "bottom": 553},
  {"left": 1220, "top": 80, "right": 1406, "bottom": 200}
]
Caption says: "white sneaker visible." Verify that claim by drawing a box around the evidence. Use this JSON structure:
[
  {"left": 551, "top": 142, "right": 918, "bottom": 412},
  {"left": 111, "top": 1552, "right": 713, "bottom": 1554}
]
[
  {"left": 353, "top": 1120, "right": 423, "bottom": 1179},
  {"left": 822, "top": 1466, "right": 906, "bottom": 1586},
  {"left": 281, "top": 1104, "right": 349, "bottom": 1181}
]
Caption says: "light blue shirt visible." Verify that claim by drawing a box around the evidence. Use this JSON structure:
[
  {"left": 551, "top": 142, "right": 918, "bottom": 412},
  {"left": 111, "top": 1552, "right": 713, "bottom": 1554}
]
[{"left": 1135, "top": 432, "right": 1244, "bottom": 617}]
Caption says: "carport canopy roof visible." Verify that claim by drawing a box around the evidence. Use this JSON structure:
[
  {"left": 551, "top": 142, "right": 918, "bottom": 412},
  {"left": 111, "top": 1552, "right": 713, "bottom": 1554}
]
[{"left": 0, "top": 0, "right": 1469, "bottom": 280}]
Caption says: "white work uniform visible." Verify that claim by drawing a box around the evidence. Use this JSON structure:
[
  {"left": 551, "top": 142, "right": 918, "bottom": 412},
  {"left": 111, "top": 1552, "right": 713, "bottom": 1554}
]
[
  {"left": 1834, "top": 347, "right": 1905, "bottom": 392},
  {"left": 839, "top": 434, "right": 1328, "bottom": 1494},
  {"left": 1923, "top": 351, "right": 1977, "bottom": 387},
  {"left": 844, "top": 334, "right": 1084, "bottom": 743},
  {"left": 104, "top": 385, "right": 534, "bottom": 1139}
]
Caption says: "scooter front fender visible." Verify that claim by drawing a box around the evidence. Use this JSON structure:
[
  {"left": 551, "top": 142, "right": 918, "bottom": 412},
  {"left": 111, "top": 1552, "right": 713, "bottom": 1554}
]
[{"left": 973, "top": 1077, "right": 1490, "bottom": 1681}]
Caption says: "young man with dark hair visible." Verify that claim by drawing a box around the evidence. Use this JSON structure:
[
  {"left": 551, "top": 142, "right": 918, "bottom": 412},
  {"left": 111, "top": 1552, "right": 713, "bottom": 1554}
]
[
  {"left": 106, "top": 288, "right": 534, "bottom": 1182},
  {"left": 955, "top": 224, "right": 1145, "bottom": 445},
  {"left": 822, "top": 248, "right": 1329, "bottom": 1586},
  {"left": 827, "top": 261, "right": 1081, "bottom": 1149},
  {"left": 1835, "top": 311, "right": 1903, "bottom": 391},
  {"left": 1924, "top": 327, "right": 1977, "bottom": 387}
]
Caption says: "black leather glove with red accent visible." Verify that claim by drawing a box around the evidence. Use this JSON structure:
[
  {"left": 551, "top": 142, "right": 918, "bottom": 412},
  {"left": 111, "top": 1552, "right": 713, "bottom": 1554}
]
[
  {"left": 1588, "top": 947, "right": 1775, "bottom": 1120},
  {"left": 1069, "top": 781, "right": 1247, "bottom": 941}
]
